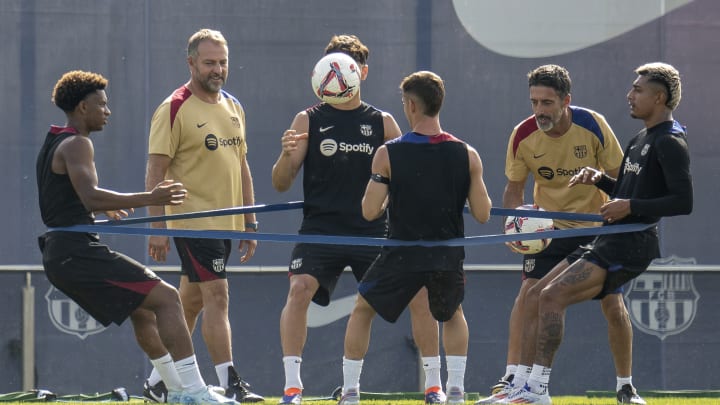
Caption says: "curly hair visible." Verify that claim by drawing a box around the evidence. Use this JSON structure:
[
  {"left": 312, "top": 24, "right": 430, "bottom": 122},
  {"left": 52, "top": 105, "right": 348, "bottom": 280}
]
[
  {"left": 325, "top": 34, "right": 369, "bottom": 66},
  {"left": 51, "top": 70, "right": 108, "bottom": 112},
  {"left": 527, "top": 64, "right": 572, "bottom": 99},
  {"left": 635, "top": 62, "right": 682, "bottom": 110}
]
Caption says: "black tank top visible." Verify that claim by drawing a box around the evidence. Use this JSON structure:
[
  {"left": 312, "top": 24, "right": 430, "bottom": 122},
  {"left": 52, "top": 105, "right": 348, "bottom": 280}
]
[
  {"left": 300, "top": 102, "right": 387, "bottom": 237},
  {"left": 36, "top": 127, "right": 94, "bottom": 227},
  {"left": 385, "top": 132, "right": 470, "bottom": 268}
]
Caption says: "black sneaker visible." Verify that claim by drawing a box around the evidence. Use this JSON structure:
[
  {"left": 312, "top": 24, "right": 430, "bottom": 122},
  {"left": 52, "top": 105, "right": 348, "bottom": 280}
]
[
  {"left": 224, "top": 366, "right": 264, "bottom": 403},
  {"left": 617, "top": 384, "right": 647, "bottom": 405},
  {"left": 490, "top": 374, "right": 514, "bottom": 395},
  {"left": 143, "top": 379, "right": 168, "bottom": 403}
]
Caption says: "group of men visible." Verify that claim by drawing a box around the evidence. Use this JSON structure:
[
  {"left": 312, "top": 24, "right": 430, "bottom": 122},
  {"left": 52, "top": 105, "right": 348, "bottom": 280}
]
[{"left": 36, "top": 27, "right": 693, "bottom": 405}]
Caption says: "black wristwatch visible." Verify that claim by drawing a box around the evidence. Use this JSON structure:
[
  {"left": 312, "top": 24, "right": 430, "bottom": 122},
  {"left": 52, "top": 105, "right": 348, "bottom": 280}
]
[{"left": 245, "top": 222, "right": 259, "bottom": 231}]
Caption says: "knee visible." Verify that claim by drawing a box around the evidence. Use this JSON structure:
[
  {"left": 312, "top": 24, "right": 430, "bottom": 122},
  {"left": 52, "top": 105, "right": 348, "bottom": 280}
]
[
  {"left": 602, "top": 296, "right": 630, "bottom": 325},
  {"left": 287, "top": 276, "right": 316, "bottom": 303}
]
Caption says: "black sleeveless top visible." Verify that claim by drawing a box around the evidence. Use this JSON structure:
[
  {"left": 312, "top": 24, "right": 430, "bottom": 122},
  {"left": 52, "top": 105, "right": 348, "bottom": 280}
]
[
  {"left": 384, "top": 132, "right": 470, "bottom": 269},
  {"left": 300, "top": 102, "right": 387, "bottom": 237},
  {"left": 36, "top": 126, "right": 94, "bottom": 227}
]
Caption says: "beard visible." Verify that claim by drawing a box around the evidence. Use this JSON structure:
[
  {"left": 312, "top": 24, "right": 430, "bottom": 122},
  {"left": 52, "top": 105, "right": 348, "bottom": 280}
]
[{"left": 535, "top": 115, "right": 555, "bottom": 132}]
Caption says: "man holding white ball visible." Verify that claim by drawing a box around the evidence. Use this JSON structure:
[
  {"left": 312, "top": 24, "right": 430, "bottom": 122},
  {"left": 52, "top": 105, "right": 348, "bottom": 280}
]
[{"left": 478, "top": 64, "right": 645, "bottom": 404}]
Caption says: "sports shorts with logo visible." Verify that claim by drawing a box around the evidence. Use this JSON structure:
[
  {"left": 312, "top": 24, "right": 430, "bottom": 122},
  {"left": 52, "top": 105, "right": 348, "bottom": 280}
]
[
  {"left": 173, "top": 237, "right": 231, "bottom": 282},
  {"left": 288, "top": 243, "right": 381, "bottom": 306},
  {"left": 38, "top": 231, "right": 161, "bottom": 327},
  {"left": 521, "top": 234, "right": 595, "bottom": 281},
  {"left": 580, "top": 227, "right": 659, "bottom": 299},
  {"left": 359, "top": 250, "right": 465, "bottom": 323}
]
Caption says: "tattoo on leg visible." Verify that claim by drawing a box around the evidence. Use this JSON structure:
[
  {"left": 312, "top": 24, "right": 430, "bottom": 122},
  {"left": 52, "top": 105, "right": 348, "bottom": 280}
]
[
  {"left": 536, "top": 311, "right": 563, "bottom": 365},
  {"left": 558, "top": 261, "right": 595, "bottom": 287}
]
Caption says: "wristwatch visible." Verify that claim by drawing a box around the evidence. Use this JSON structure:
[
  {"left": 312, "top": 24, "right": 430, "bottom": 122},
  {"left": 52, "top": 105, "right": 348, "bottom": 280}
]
[{"left": 245, "top": 222, "right": 259, "bottom": 231}]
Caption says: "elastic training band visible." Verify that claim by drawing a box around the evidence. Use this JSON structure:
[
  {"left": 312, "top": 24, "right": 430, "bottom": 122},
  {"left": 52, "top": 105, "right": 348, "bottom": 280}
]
[
  {"left": 92, "top": 201, "right": 601, "bottom": 227},
  {"left": 48, "top": 223, "right": 654, "bottom": 247}
]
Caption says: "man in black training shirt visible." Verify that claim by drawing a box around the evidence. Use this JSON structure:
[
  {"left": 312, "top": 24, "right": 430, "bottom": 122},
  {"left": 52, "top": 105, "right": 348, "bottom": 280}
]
[
  {"left": 36, "top": 70, "right": 237, "bottom": 405},
  {"left": 508, "top": 62, "right": 692, "bottom": 405},
  {"left": 271, "top": 35, "right": 441, "bottom": 405},
  {"left": 337, "top": 70, "right": 492, "bottom": 405}
]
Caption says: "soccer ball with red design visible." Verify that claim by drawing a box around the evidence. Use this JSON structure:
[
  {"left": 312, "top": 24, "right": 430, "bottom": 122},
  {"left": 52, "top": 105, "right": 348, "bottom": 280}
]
[
  {"left": 504, "top": 204, "right": 554, "bottom": 254},
  {"left": 311, "top": 52, "right": 361, "bottom": 105}
]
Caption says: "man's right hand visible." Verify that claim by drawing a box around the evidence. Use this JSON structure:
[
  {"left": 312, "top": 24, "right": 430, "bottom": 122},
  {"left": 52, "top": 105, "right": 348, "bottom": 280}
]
[
  {"left": 148, "top": 235, "right": 170, "bottom": 262},
  {"left": 149, "top": 179, "right": 187, "bottom": 205},
  {"left": 569, "top": 167, "right": 602, "bottom": 187}
]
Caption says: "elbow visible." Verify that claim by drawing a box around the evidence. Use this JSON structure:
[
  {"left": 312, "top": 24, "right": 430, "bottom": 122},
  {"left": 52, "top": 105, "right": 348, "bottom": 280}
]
[
  {"left": 362, "top": 207, "right": 377, "bottom": 222},
  {"left": 272, "top": 180, "right": 289, "bottom": 193}
]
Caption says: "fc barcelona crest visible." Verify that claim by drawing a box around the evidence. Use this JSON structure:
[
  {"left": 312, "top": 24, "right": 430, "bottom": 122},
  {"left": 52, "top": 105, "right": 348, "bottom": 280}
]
[
  {"left": 624, "top": 271, "right": 699, "bottom": 340},
  {"left": 574, "top": 145, "right": 587, "bottom": 159},
  {"left": 359, "top": 124, "right": 373, "bottom": 137},
  {"left": 45, "top": 286, "right": 106, "bottom": 339}
]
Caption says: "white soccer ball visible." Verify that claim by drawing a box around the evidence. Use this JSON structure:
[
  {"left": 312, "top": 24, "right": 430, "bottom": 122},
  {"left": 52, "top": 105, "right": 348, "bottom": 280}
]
[
  {"left": 504, "top": 204, "right": 554, "bottom": 255},
  {"left": 311, "top": 52, "right": 361, "bottom": 105}
]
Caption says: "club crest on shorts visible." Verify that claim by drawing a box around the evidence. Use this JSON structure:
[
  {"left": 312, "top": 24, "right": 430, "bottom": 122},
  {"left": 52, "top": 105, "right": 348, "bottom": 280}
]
[
  {"left": 624, "top": 269, "right": 699, "bottom": 340},
  {"left": 523, "top": 258, "right": 536, "bottom": 273},
  {"left": 45, "top": 286, "right": 106, "bottom": 339},
  {"left": 212, "top": 258, "right": 225, "bottom": 273}
]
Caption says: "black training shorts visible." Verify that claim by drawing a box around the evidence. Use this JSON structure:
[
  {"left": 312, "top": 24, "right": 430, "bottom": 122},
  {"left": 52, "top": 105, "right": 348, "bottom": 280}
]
[
  {"left": 288, "top": 243, "right": 381, "bottom": 306},
  {"left": 173, "top": 237, "right": 231, "bottom": 282},
  {"left": 39, "top": 231, "right": 161, "bottom": 327},
  {"left": 359, "top": 254, "right": 465, "bottom": 323}
]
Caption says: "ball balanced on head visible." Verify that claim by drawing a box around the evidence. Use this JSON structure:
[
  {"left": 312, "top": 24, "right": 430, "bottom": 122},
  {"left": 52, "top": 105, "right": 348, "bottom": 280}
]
[{"left": 311, "top": 52, "right": 361, "bottom": 104}]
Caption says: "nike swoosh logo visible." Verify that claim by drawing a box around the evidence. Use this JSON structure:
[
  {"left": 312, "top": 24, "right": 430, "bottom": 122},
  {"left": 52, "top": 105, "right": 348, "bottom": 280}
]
[
  {"left": 452, "top": 0, "right": 693, "bottom": 57},
  {"left": 197, "top": 122, "right": 208, "bottom": 128},
  {"left": 533, "top": 153, "right": 546, "bottom": 159},
  {"left": 307, "top": 293, "right": 357, "bottom": 327},
  {"left": 319, "top": 126, "right": 334, "bottom": 133}
]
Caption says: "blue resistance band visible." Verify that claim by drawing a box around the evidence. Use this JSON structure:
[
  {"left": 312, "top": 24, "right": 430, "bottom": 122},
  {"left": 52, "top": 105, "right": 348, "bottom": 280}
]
[{"left": 50, "top": 201, "right": 653, "bottom": 247}]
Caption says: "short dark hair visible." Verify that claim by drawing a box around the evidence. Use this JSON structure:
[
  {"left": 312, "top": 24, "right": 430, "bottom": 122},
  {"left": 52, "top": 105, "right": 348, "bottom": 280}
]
[
  {"left": 51, "top": 70, "right": 108, "bottom": 112},
  {"left": 528, "top": 64, "right": 572, "bottom": 99},
  {"left": 635, "top": 62, "right": 682, "bottom": 110},
  {"left": 325, "top": 34, "right": 369, "bottom": 66},
  {"left": 400, "top": 71, "right": 445, "bottom": 117}
]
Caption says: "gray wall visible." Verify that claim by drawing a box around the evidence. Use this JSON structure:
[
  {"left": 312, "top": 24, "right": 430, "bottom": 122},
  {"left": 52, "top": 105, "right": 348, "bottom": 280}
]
[{"left": 3, "top": 0, "right": 718, "bottom": 267}]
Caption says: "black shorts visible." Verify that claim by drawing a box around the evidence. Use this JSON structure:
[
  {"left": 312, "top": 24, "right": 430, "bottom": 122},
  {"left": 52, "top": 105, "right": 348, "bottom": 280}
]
[
  {"left": 174, "top": 237, "right": 231, "bottom": 282},
  {"left": 289, "top": 243, "right": 381, "bottom": 306},
  {"left": 521, "top": 235, "right": 594, "bottom": 280},
  {"left": 580, "top": 227, "right": 660, "bottom": 299},
  {"left": 38, "top": 232, "right": 161, "bottom": 327},
  {"left": 358, "top": 254, "right": 465, "bottom": 323}
]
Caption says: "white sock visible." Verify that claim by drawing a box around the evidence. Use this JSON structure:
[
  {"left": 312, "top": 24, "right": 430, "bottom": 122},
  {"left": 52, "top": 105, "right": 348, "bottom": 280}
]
[
  {"left": 148, "top": 366, "right": 162, "bottom": 386},
  {"left": 514, "top": 364, "right": 532, "bottom": 388},
  {"left": 527, "top": 364, "right": 551, "bottom": 394},
  {"left": 445, "top": 355, "right": 466, "bottom": 392},
  {"left": 283, "top": 356, "right": 303, "bottom": 391},
  {"left": 504, "top": 364, "right": 518, "bottom": 381},
  {"left": 150, "top": 354, "right": 182, "bottom": 392},
  {"left": 617, "top": 376, "right": 633, "bottom": 391},
  {"left": 215, "top": 361, "right": 233, "bottom": 389},
  {"left": 422, "top": 356, "right": 442, "bottom": 391},
  {"left": 175, "top": 355, "right": 206, "bottom": 393},
  {"left": 342, "top": 357, "right": 363, "bottom": 393}
]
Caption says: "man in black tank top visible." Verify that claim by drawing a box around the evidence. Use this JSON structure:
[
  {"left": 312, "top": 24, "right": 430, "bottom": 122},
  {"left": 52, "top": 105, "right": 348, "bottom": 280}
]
[
  {"left": 36, "top": 71, "right": 236, "bottom": 405},
  {"left": 511, "top": 63, "right": 692, "bottom": 405},
  {"left": 271, "top": 35, "right": 441, "bottom": 404},
  {"left": 338, "top": 71, "right": 492, "bottom": 404}
]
